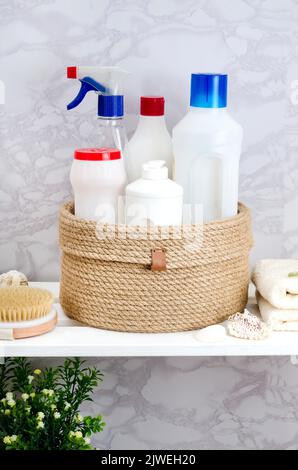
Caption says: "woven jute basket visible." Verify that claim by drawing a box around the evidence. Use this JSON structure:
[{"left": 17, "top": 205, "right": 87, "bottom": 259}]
[{"left": 59, "top": 202, "right": 253, "bottom": 333}]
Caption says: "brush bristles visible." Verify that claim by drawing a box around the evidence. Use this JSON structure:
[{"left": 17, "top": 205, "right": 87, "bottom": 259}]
[{"left": 0, "top": 287, "right": 54, "bottom": 322}]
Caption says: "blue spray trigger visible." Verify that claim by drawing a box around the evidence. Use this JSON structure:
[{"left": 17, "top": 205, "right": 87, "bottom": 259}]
[{"left": 67, "top": 76, "right": 106, "bottom": 110}]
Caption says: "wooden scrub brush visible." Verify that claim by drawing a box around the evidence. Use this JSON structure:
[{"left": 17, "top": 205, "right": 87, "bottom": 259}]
[{"left": 0, "top": 287, "right": 56, "bottom": 340}]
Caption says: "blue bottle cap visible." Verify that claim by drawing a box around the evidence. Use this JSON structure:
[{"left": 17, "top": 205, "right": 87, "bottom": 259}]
[
  {"left": 98, "top": 95, "right": 124, "bottom": 118},
  {"left": 190, "top": 74, "right": 227, "bottom": 108}
]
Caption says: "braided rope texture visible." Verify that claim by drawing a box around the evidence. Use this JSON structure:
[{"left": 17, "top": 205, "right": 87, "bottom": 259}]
[{"left": 59, "top": 202, "right": 253, "bottom": 333}]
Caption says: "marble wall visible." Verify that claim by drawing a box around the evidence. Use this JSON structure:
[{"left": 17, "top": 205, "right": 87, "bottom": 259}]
[
  {"left": 1, "top": 0, "right": 298, "bottom": 450},
  {"left": 33, "top": 356, "right": 298, "bottom": 450}
]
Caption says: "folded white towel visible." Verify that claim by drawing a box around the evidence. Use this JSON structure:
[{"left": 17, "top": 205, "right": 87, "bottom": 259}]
[
  {"left": 252, "top": 259, "right": 298, "bottom": 309},
  {"left": 257, "top": 293, "right": 298, "bottom": 331}
]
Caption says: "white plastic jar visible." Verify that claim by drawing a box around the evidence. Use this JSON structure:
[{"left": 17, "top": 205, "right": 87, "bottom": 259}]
[
  {"left": 70, "top": 147, "right": 127, "bottom": 223},
  {"left": 125, "top": 160, "right": 183, "bottom": 227}
]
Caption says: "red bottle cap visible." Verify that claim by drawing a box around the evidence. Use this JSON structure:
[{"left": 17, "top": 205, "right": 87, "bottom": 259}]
[
  {"left": 140, "top": 96, "right": 165, "bottom": 116},
  {"left": 74, "top": 148, "right": 121, "bottom": 161}
]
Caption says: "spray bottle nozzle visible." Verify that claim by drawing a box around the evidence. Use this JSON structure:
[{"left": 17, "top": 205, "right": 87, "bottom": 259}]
[
  {"left": 66, "top": 66, "right": 129, "bottom": 113},
  {"left": 67, "top": 77, "right": 106, "bottom": 110}
]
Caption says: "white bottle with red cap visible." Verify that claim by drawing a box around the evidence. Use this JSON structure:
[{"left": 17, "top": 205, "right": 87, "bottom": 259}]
[
  {"left": 70, "top": 148, "right": 127, "bottom": 223},
  {"left": 126, "top": 96, "right": 173, "bottom": 182}
]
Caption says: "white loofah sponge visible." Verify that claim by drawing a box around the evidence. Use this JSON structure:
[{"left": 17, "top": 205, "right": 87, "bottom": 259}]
[{"left": 0, "top": 270, "right": 28, "bottom": 288}]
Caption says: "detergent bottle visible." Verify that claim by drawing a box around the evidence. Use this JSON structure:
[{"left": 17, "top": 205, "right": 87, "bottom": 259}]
[
  {"left": 126, "top": 96, "right": 173, "bottom": 182},
  {"left": 173, "top": 74, "right": 243, "bottom": 223},
  {"left": 125, "top": 160, "right": 183, "bottom": 227}
]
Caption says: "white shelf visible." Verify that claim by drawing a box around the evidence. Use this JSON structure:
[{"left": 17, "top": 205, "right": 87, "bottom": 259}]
[{"left": 1, "top": 283, "right": 298, "bottom": 357}]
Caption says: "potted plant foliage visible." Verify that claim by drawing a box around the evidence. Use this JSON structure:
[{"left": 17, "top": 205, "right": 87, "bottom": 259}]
[{"left": 0, "top": 358, "right": 105, "bottom": 450}]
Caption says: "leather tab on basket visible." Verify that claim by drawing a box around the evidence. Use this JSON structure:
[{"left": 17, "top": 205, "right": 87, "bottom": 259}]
[{"left": 151, "top": 248, "right": 166, "bottom": 271}]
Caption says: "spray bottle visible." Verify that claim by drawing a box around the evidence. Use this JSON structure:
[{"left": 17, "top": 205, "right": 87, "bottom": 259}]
[
  {"left": 67, "top": 66, "right": 129, "bottom": 223},
  {"left": 66, "top": 66, "right": 129, "bottom": 154}
]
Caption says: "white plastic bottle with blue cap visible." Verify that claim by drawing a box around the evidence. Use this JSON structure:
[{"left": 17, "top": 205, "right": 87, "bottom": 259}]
[{"left": 173, "top": 73, "right": 243, "bottom": 223}]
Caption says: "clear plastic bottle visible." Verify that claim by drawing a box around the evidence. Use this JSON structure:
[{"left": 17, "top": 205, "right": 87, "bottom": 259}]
[{"left": 97, "top": 114, "right": 127, "bottom": 152}]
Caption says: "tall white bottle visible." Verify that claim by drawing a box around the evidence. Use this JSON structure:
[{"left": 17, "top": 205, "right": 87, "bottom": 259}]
[
  {"left": 172, "top": 74, "right": 243, "bottom": 223},
  {"left": 126, "top": 96, "right": 173, "bottom": 182}
]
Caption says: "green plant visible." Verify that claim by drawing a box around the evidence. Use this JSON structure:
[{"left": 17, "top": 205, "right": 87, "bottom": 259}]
[{"left": 0, "top": 358, "right": 105, "bottom": 450}]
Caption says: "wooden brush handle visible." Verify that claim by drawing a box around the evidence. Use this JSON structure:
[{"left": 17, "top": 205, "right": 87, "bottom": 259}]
[{"left": 13, "top": 314, "right": 57, "bottom": 339}]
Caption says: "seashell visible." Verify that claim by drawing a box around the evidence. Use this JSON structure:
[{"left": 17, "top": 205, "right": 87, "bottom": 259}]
[
  {"left": 194, "top": 324, "right": 227, "bottom": 343},
  {"left": 0, "top": 270, "right": 28, "bottom": 288},
  {"left": 227, "top": 309, "right": 270, "bottom": 340}
]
